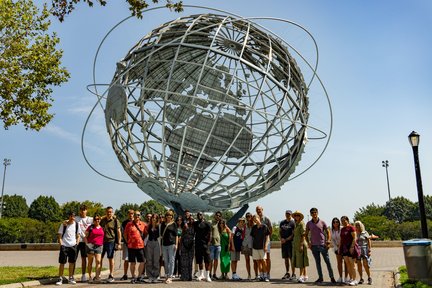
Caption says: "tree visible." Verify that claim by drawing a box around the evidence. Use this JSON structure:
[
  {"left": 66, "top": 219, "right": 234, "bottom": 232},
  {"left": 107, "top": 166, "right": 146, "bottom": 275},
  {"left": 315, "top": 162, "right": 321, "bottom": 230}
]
[
  {"left": 354, "top": 203, "right": 385, "bottom": 221},
  {"left": 61, "top": 200, "right": 81, "bottom": 219},
  {"left": 28, "top": 195, "right": 62, "bottom": 222},
  {"left": 422, "top": 195, "right": 432, "bottom": 221},
  {"left": 383, "top": 196, "right": 417, "bottom": 223},
  {"left": 115, "top": 203, "right": 140, "bottom": 222},
  {"left": 61, "top": 200, "right": 105, "bottom": 218},
  {"left": 1, "top": 194, "right": 29, "bottom": 218},
  {"left": 0, "top": 0, "right": 70, "bottom": 130},
  {"left": 139, "top": 199, "right": 167, "bottom": 216},
  {"left": 50, "top": 0, "right": 183, "bottom": 22}
]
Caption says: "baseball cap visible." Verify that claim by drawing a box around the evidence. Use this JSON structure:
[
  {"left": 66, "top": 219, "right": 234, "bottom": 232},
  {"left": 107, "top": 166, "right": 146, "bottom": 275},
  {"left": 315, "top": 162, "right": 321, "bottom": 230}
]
[{"left": 285, "top": 210, "right": 292, "bottom": 214}]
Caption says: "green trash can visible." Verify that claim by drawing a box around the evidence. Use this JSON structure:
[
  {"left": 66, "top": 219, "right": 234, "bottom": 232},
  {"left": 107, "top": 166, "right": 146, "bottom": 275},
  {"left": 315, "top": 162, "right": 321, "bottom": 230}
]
[{"left": 403, "top": 239, "right": 432, "bottom": 285}]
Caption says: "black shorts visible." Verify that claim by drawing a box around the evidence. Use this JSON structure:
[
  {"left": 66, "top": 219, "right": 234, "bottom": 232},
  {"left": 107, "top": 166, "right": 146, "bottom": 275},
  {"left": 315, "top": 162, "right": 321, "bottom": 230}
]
[
  {"left": 281, "top": 242, "right": 293, "bottom": 259},
  {"left": 102, "top": 242, "right": 115, "bottom": 259},
  {"left": 195, "top": 245, "right": 211, "bottom": 264},
  {"left": 59, "top": 245, "right": 77, "bottom": 264},
  {"left": 128, "top": 248, "right": 145, "bottom": 263},
  {"left": 77, "top": 242, "right": 88, "bottom": 258}
]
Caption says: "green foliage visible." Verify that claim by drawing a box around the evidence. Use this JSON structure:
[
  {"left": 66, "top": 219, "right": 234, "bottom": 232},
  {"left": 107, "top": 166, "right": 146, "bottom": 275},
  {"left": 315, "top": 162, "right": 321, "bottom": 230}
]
[
  {"left": 60, "top": 200, "right": 81, "bottom": 219},
  {"left": 60, "top": 200, "right": 105, "bottom": 219},
  {"left": 422, "top": 195, "right": 432, "bottom": 221},
  {"left": 50, "top": 0, "right": 183, "bottom": 22},
  {"left": 115, "top": 203, "right": 140, "bottom": 222},
  {"left": 399, "top": 266, "right": 432, "bottom": 288},
  {"left": 384, "top": 197, "right": 417, "bottom": 223},
  {"left": 0, "top": 217, "right": 58, "bottom": 243},
  {"left": 271, "top": 223, "right": 280, "bottom": 241},
  {"left": 1, "top": 194, "right": 29, "bottom": 218},
  {"left": 138, "top": 199, "right": 167, "bottom": 216},
  {"left": 0, "top": 0, "right": 70, "bottom": 130},
  {"left": 359, "top": 215, "right": 399, "bottom": 240},
  {"left": 28, "top": 195, "right": 61, "bottom": 222},
  {"left": 354, "top": 203, "right": 385, "bottom": 221}
]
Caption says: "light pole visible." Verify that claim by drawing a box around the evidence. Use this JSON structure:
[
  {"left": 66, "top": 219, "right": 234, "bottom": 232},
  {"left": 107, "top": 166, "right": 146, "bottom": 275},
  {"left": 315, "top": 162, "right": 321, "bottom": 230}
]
[
  {"left": 382, "top": 160, "right": 391, "bottom": 202},
  {"left": 408, "top": 131, "right": 428, "bottom": 239},
  {"left": 0, "top": 158, "right": 11, "bottom": 219}
]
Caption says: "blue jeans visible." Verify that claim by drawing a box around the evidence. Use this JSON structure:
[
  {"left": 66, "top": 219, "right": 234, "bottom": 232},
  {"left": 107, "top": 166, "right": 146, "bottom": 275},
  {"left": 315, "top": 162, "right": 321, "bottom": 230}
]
[
  {"left": 311, "top": 245, "right": 334, "bottom": 279},
  {"left": 162, "top": 244, "right": 176, "bottom": 278}
]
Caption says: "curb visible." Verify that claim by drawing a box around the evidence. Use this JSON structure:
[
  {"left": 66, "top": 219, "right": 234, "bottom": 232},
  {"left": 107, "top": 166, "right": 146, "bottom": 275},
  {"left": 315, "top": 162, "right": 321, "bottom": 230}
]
[
  {"left": 0, "top": 270, "right": 110, "bottom": 288},
  {"left": 393, "top": 269, "right": 401, "bottom": 288}
]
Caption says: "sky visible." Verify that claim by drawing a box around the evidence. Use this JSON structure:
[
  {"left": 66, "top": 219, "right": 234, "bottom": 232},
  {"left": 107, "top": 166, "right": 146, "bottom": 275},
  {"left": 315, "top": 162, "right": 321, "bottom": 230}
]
[{"left": 1, "top": 0, "right": 432, "bottom": 224}]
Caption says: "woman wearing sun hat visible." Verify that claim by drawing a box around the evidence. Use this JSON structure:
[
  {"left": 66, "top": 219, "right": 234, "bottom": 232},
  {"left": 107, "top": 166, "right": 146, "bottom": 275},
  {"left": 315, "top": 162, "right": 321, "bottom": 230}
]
[{"left": 292, "top": 211, "right": 309, "bottom": 283}]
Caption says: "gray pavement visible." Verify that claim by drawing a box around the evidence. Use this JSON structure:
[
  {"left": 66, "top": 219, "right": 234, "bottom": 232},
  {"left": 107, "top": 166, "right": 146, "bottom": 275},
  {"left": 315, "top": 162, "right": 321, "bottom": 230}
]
[{"left": 0, "top": 247, "right": 404, "bottom": 287}]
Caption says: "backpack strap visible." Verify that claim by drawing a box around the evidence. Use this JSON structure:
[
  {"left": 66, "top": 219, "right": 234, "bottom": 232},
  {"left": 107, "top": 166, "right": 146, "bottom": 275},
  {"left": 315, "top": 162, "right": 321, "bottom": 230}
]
[{"left": 62, "top": 221, "right": 79, "bottom": 239}]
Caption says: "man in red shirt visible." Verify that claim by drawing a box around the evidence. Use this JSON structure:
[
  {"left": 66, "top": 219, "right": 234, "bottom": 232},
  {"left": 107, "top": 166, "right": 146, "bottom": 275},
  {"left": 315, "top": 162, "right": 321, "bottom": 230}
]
[{"left": 124, "top": 211, "right": 148, "bottom": 283}]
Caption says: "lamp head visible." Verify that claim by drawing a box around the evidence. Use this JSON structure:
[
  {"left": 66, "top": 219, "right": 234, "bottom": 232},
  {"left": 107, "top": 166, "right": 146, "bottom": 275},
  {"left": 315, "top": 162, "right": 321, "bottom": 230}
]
[{"left": 408, "top": 131, "right": 420, "bottom": 147}]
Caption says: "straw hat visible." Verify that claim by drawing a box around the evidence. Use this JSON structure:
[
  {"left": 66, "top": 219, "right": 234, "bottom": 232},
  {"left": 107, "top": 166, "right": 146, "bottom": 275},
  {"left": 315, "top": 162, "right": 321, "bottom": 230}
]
[{"left": 292, "top": 210, "right": 304, "bottom": 221}]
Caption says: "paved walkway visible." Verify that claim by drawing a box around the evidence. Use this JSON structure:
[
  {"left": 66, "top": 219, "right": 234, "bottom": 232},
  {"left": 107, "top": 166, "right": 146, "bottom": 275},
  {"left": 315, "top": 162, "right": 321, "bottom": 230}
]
[{"left": 0, "top": 247, "right": 404, "bottom": 287}]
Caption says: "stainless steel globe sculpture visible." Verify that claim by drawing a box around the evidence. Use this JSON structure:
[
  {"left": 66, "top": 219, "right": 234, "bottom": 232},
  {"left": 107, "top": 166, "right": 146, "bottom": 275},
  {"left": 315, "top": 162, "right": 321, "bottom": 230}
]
[{"left": 103, "top": 13, "right": 312, "bottom": 212}]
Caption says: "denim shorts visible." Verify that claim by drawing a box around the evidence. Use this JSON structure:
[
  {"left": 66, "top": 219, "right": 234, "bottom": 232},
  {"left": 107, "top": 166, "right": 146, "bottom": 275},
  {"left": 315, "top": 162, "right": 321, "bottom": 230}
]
[
  {"left": 209, "top": 245, "right": 221, "bottom": 260},
  {"left": 102, "top": 242, "right": 115, "bottom": 259}
]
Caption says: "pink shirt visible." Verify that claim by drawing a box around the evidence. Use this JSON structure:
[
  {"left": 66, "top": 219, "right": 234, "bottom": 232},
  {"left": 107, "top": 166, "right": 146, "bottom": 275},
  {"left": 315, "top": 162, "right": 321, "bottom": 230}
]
[{"left": 86, "top": 225, "right": 104, "bottom": 246}]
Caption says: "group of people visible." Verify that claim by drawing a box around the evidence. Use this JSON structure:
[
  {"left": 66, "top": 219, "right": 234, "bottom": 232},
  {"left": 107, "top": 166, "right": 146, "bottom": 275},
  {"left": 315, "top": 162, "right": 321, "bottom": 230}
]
[
  {"left": 279, "top": 208, "right": 373, "bottom": 286},
  {"left": 54, "top": 204, "right": 373, "bottom": 286}
]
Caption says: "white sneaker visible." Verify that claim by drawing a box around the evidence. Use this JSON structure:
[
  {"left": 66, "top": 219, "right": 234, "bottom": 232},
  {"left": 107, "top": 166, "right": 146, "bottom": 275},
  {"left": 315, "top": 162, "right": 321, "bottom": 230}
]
[
  {"left": 349, "top": 280, "right": 358, "bottom": 286},
  {"left": 298, "top": 276, "right": 305, "bottom": 283},
  {"left": 197, "top": 271, "right": 205, "bottom": 281},
  {"left": 337, "top": 277, "right": 343, "bottom": 283},
  {"left": 205, "top": 271, "right": 212, "bottom": 282},
  {"left": 81, "top": 275, "right": 87, "bottom": 282},
  {"left": 68, "top": 277, "right": 76, "bottom": 285},
  {"left": 55, "top": 277, "right": 63, "bottom": 285}
]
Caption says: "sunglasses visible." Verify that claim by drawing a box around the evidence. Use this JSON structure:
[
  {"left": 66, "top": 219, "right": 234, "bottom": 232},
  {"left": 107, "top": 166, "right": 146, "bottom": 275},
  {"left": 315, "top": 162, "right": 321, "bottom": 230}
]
[{"left": 94, "top": 218, "right": 101, "bottom": 221}]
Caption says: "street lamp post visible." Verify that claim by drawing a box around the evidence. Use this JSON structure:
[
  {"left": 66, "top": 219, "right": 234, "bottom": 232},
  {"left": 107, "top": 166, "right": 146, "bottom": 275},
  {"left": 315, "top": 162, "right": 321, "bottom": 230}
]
[
  {"left": 408, "top": 131, "right": 428, "bottom": 239},
  {"left": 0, "top": 158, "right": 11, "bottom": 219},
  {"left": 382, "top": 160, "right": 391, "bottom": 202}
]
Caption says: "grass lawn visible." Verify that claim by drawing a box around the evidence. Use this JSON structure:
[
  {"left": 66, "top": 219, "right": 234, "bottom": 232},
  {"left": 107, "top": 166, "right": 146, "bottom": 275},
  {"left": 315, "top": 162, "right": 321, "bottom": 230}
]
[
  {"left": 399, "top": 266, "right": 432, "bottom": 288},
  {"left": 0, "top": 266, "right": 103, "bottom": 285}
]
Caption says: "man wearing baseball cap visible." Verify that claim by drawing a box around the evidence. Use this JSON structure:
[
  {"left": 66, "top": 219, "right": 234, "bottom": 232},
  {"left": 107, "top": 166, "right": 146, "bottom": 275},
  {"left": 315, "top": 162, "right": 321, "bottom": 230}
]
[{"left": 280, "top": 210, "right": 295, "bottom": 280}]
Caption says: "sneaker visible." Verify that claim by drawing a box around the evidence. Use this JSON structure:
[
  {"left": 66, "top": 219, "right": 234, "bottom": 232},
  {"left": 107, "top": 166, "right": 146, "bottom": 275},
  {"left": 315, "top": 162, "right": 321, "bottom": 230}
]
[
  {"left": 232, "top": 273, "right": 240, "bottom": 280},
  {"left": 93, "top": 276, "right": 101, "bottom": 283},
  {"left": 130, "top": 278, "right": 137, "bottom": 284},
  {"left": 264, "top": 277, "right": 269, "bottom": 282},
  {"left": 205, "top": 275, "right": 212, "bottom": 282},
  {"left": 164, "top": 278, "right": 172, "bottom": 284},
  {"left": 81, "top": 275, "right": 87, "bottom": 282},
  {"left": 297, "top": 276, "right": 305, "bottom": 283},
  {"left": 359, "top": 278, "right": 364, "bottom": 284},
  {"left": 55, "top": 277, "right": 63, "bottom": 285},
  {"left": 120, "top": 274, "right": 128, "bottom": 280},
  {"left": 337, "top": 277, "right": 343, "bottom": 283},
  {"left": 68, "top": 277, "right": 76, "bottom": 285},
  {"left": 288, "top": 274, "right": 297, "bottom": 281},
  {"left": 255, "top": 276, "right": 261, "bottom": 281},
  {"left": 107, "top": 275, "right": 115, "bottom": 283},
  {"left": 212, "top": 274, "right": 219, "bottom": 280},
  {"left": 331, "top": 277, "right": 336, "bottom": 283},
  {"left": 304, "top": 276, "right": 308, "bottom": 281},
  {"left": 282, "top": 272, "right": 290, "bottom": 280},
  {"left": 367, "top": 277, "right": 372, "bottom": 285},
  {"left": 193, "top": 271, "right": 199, "bottom": 279},
  {"left": 349, "top": 280, "right": 358, "bottom": 286},
  {"left": 315, "top": 278, "right": 323, "bottom": 283}
]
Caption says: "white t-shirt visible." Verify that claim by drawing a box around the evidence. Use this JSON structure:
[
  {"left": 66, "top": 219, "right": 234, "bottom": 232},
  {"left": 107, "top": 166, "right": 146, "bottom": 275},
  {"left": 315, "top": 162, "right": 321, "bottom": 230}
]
[
  {"left": 75, "top": 216, "right": 93, "bottom": 242},
  {"left": 58, "top": 221, "right": 82, "bottom": 247}
]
